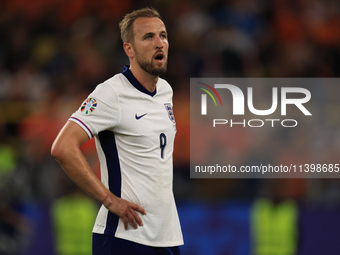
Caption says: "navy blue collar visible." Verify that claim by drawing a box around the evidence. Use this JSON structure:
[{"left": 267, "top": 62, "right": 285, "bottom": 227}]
[{"left": 122, "top": 66, "right": 157, "bottom": 97}]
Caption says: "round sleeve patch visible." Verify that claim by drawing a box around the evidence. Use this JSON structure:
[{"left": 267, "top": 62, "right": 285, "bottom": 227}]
[{"left": 81, "top": 98, "right": 97, "bottom": 114}]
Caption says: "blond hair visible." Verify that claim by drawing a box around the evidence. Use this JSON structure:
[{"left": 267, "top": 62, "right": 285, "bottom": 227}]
[{"left": 119, "top": 7, "right": 162, "bottom": 43}]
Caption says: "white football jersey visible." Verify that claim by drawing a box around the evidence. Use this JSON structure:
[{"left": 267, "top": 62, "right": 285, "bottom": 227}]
[{"left": 69, "top": 66, "right": 183, "bottom": 247}]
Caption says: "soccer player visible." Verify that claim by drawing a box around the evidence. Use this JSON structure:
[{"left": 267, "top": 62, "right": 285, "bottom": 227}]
[{"left": 51, "top": 7, "right": 183, "bottom": 255}]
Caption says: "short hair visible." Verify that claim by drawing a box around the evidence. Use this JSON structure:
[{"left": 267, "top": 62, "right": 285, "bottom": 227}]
[{"left": 119, "top": 7, "right": 162, "bottom": 43}]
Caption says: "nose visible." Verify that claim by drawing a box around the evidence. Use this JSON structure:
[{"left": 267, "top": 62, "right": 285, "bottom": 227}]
[{"left": 155, "top": 35, "right": 164, "bottom": 49}]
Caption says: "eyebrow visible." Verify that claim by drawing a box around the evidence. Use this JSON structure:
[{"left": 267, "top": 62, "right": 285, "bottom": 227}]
[{"left": 143, "top": 32, "right": 154, "bottom": 38}]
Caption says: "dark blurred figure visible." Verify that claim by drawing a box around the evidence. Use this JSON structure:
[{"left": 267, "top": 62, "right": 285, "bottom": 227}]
[{"left": 0, "top": 122, "right": 31, "bottom": 255}]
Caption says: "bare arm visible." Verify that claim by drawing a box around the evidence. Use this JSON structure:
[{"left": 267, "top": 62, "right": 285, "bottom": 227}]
[{"left": 51, "top": 121, "right": 146, "bottom": 229}]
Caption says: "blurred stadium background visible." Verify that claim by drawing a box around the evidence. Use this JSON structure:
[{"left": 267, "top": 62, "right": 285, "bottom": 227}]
[{"left": 0, "top": 0, "right": 340, "bottom": 254}]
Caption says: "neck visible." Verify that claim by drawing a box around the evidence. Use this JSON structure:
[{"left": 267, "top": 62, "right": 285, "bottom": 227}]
[{"left": 129, "top": 62, "right": 158, "bottom": 93}]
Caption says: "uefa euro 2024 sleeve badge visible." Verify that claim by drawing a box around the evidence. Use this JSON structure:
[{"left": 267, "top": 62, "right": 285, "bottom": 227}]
[{"left": 81, "top": 98, "right": 97, "bottom": 114}]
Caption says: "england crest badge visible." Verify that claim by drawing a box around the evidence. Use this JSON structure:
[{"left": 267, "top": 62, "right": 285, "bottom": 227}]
[{"left": 164, "top": 103, "right": 176, "bottom": 124}]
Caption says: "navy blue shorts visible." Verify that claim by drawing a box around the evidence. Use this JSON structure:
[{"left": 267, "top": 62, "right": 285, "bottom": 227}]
[{"left": 92, "top": 233, "right": 181, "bottom": 255}]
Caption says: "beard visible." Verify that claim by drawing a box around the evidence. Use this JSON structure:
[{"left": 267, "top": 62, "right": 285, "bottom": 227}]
[{"left": 135, "top": 49, "right": 168, "bottom": 77}]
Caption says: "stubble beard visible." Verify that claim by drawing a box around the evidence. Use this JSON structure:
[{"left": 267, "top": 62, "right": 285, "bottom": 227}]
[{"left": 135, "top": 49, "right": 168, "bottom": 77}]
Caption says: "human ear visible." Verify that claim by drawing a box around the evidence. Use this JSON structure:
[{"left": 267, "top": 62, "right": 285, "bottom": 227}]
[{"left": 123, "top": 42, "right": 134, "bottom": 58}]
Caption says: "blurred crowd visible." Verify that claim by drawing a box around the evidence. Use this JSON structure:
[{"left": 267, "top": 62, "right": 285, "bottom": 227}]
[{"left": 0, "top": 0, "right": 340, "bottom": 254}]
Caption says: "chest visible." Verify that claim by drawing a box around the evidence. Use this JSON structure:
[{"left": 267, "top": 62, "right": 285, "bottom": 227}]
[{"left": 114, "top": 94, "right": 177, "bottom": 149}]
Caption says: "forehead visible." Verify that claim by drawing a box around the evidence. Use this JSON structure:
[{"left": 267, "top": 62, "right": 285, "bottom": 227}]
[{"left": 133, "top": 17, "right": 166, "bottom": 37}]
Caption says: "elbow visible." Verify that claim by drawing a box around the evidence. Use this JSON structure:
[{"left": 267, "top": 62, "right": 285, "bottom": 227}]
[
  {"left": 51, "top": 140, "right": 60, "bottom": 160},
  {"left": 51, "top": 139, "right": 65, "bottom": 161},
  {"left": 51, "top": 136, "right": 80, "bottom": 164}
]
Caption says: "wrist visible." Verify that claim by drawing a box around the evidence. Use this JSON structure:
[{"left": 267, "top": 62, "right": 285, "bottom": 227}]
[{"left": 101, "top": 193, "right": 117, "bottom": 209}]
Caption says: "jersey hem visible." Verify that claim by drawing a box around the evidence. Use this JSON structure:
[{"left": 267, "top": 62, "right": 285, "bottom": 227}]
[
  {"left": 92, "top": 227, "right": 184, "bottom": 247},
  {"left": 114, "top": 233, "right": 184, "bottom": 247}
]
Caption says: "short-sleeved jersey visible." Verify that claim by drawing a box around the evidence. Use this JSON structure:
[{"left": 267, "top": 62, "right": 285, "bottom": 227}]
[{"left": 69, "top": 66, "right": 183, "bottom": 247}]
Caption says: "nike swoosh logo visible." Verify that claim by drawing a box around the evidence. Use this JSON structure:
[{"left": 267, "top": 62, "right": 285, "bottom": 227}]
[{"left": 135, "top": 113, "right": 147, "bottom": 120}]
